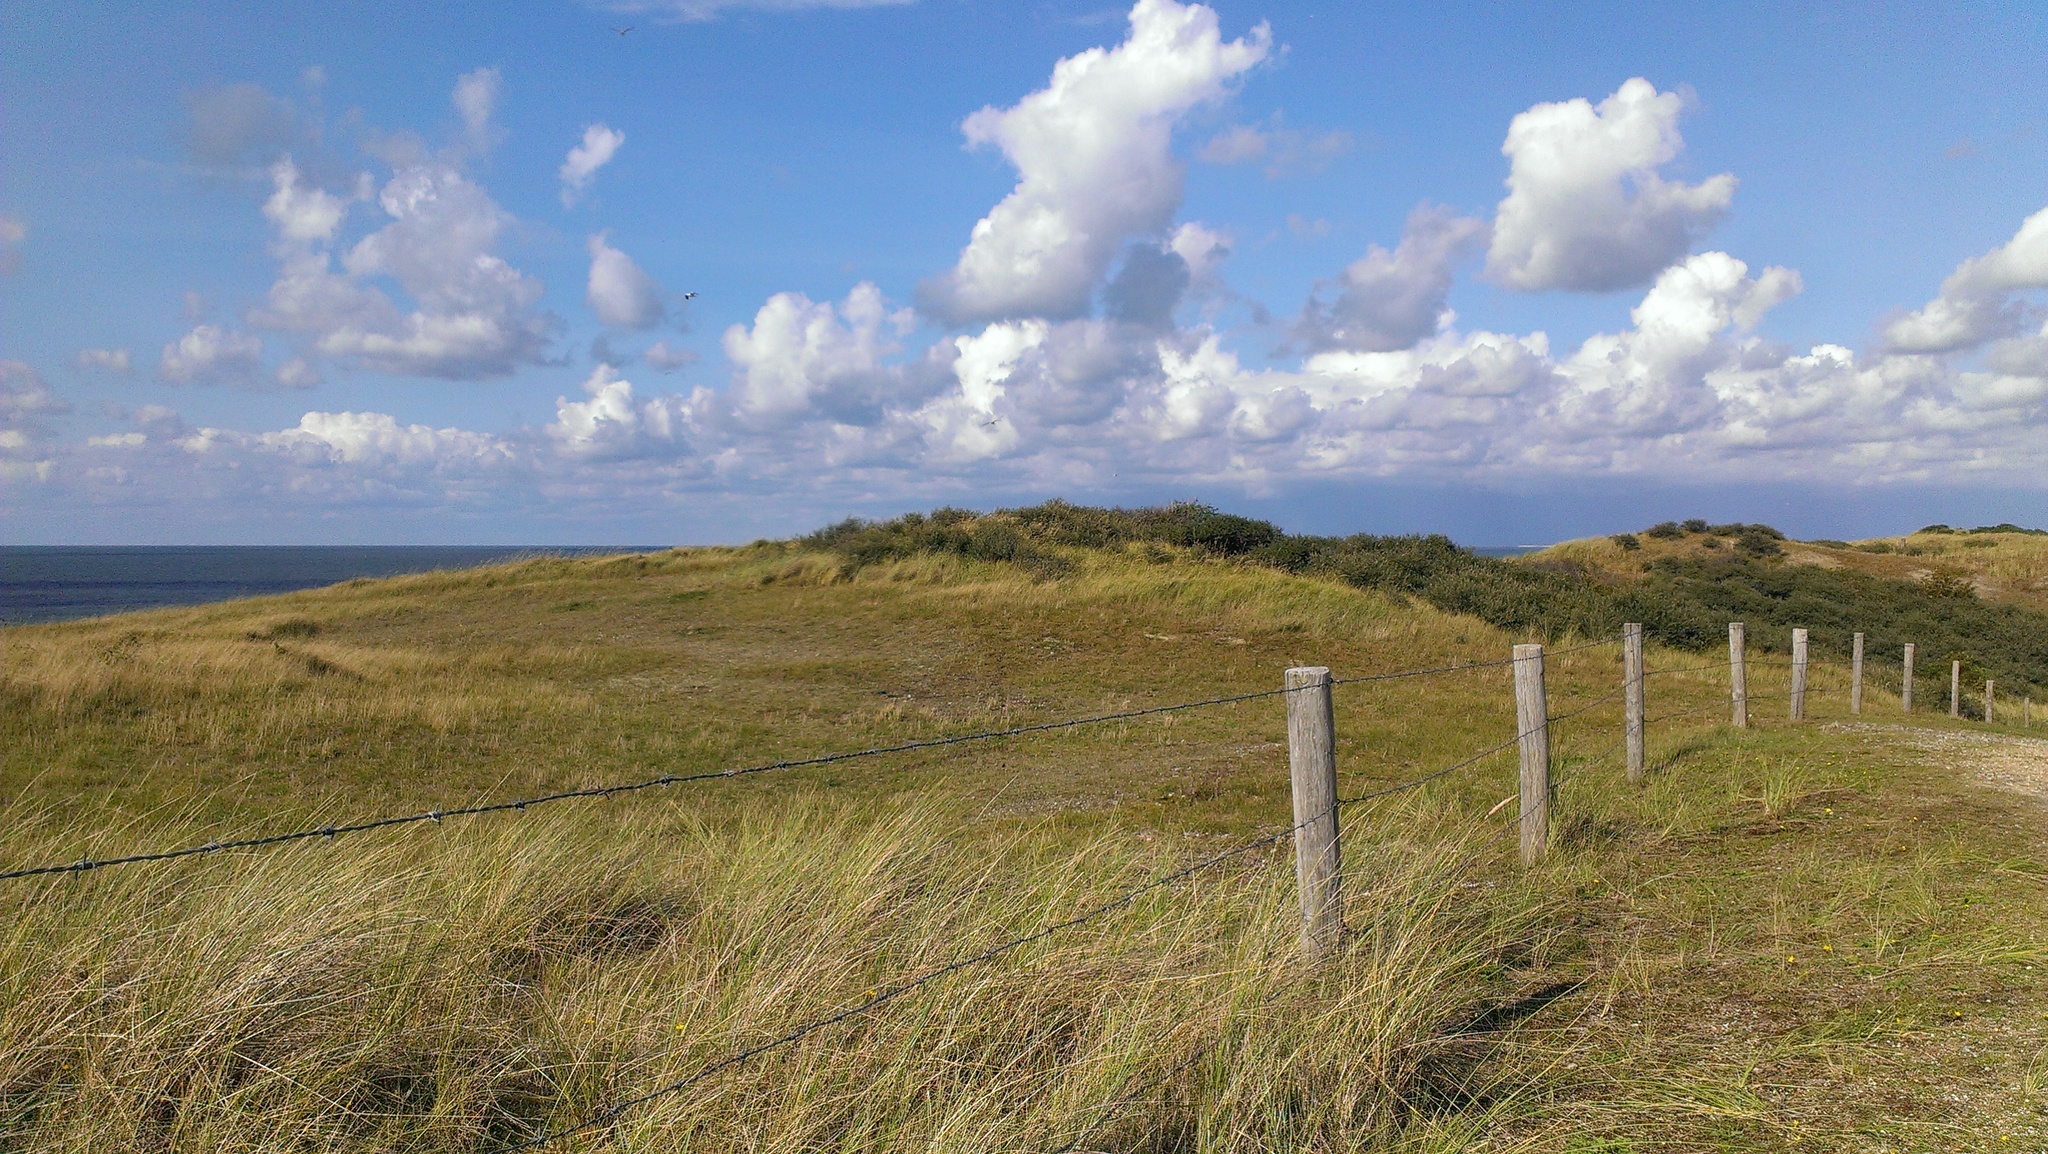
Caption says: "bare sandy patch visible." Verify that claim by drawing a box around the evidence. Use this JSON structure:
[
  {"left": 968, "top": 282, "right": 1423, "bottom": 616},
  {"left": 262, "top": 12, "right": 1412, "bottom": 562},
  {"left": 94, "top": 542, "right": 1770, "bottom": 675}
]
[{"left": 1825, "top": 720, "right": 2048, "bottom": 802}]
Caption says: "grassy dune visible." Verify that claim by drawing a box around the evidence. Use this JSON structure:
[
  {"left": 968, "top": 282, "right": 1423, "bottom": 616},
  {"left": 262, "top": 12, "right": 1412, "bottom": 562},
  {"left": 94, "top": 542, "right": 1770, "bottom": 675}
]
[{"left": 6, "top": 537, "right": 2048, "bottom": 1150}]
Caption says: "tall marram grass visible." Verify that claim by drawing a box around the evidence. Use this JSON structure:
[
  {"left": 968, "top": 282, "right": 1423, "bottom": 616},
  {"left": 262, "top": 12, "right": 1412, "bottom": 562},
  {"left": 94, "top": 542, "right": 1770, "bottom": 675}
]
[{"left": 1, "top": 799, "right": 1551, "bottom": 1152}]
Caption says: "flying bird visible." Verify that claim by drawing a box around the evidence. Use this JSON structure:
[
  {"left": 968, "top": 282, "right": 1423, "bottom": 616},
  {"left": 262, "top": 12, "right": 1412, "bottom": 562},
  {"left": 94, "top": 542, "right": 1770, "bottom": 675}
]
[
  {"left": 681, "top": 291, "right": 698, "bottom": 300},
  {"left": 611, "top": 26, "right": 633, "bottom": 35}
]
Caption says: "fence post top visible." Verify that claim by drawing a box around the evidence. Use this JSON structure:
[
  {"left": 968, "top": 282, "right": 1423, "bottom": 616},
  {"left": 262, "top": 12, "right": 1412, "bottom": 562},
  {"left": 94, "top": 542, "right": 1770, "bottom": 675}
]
[
  {"left": 1513, "top": 643, "right": 1544, "bottom": 659},
  {"left": 1283, "top": 666, "right": 1331, "bottom": 686}
]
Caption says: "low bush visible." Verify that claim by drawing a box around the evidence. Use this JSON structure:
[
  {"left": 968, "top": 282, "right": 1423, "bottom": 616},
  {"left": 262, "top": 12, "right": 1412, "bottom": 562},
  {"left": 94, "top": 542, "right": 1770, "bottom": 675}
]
[{"left": 802, "top": 504, "right": 2048, "bottom": 696}]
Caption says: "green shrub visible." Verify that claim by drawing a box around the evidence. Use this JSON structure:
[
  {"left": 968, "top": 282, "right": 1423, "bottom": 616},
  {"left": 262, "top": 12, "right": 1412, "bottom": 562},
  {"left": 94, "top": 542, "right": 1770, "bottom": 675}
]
[{"left": 800, "top": 504, "right": 2047, "bottom": 695}]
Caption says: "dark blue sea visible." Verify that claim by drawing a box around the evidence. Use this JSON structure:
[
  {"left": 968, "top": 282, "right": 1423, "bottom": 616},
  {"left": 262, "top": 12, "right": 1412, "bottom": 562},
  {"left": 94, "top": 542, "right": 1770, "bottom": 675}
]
[
  {"left": 2, "top": 542, "right": 1544, "bottom": 627},
  {"left": 0, "top": 546, "right": 657, "bottom": 626}
]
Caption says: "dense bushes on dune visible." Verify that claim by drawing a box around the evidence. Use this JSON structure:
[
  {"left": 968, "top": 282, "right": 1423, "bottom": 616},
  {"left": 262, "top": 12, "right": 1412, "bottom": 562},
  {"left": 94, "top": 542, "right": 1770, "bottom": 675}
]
[{"left": 806, "top": 501, "right": 2048, "bottom": 697}]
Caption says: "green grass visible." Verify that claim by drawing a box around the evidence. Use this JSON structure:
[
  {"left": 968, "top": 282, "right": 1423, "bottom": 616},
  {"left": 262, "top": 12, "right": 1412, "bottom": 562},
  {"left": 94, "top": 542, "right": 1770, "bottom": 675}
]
[{"left": 5, "top": 534, "right": 2048, "bottom": 1150}]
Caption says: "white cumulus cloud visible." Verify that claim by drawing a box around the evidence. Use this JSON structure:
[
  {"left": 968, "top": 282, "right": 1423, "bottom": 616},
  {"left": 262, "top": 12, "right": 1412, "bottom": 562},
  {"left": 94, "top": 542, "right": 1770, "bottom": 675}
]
[
  {"left": 1883, "top": 205, "right": 2048, "bottom": 353},
  {"left": 918, "top": 0, "right": 1270, "bottom": 326},
  {"left": 251, "top": 158, "right": 549, "bottom": 380},
  {"left": 560, "top": 124, "right": 625, "bottom": 207},
  {"left": 262, "top": 156, "right": 359, "bottom": 243},
  {"left": 158, "top": 324, "right": 265, "bottom": 386},
  {"left": 1486, "top": 78, "right": 1736, "bottom": 292},
  {"left": 723, "top": 282, "right": 926, "bottom": 427},
  {"left": 549, "top": 363, "right": 708, "bottom": 458},
  {"left": 587, "top": 232, "right": 667, "bottom": 328}
]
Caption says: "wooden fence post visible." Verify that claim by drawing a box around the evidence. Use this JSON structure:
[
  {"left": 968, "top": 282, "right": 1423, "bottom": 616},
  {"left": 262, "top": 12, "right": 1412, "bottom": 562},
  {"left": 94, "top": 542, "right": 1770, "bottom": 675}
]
[
  {"left": 1513, "top": 644, "right": 1550, "bottom": 867},
  {"left": 1952, "top": 661, "right": 1963, "bottom": 719},
  {"left": 1624, "top": 622, "right": 1645, "bottom": 783},
  {"left": 1790, "top": 628, "right": 1809, "bottom": 722},
  {"left": 1284, "top": 666, "right": 1342, "bottom": 959},
  {"left": 1851, "top": 632, "right": 1865, "bottom": 715},
  {"left": 1986, "top": 680, "right": 1995, "bottom": 725},
  {"left": 1902, "top": 643, "right": 1916, "bottom": 713},
  {"left": 1729, "top": 622, "right": 1748, "bottom": 729}
]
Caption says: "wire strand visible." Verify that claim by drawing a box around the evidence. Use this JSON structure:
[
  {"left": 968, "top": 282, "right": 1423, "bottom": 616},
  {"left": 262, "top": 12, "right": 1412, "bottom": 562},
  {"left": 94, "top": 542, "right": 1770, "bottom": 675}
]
[
  {"left": 498, "top": 728, "right": 1528, "bottom": 1150},
  {"left": 1, "top": 685, "right": 1315, "bottom": 883}
]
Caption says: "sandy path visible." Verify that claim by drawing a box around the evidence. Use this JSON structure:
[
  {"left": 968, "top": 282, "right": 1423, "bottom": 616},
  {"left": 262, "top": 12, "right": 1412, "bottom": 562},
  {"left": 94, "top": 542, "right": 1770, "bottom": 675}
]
[{"left": 1826, "top": 720, "right": 2048, "bottom": 801}]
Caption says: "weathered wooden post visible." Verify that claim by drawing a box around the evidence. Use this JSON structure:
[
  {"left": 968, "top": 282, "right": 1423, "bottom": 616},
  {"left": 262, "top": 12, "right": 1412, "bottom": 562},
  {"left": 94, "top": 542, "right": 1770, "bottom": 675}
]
[
  {"left": 1986, "top": 680, "right": 1995, "bottom": 725},
  {"left": 1624, "top": 622, "right": 1645, "bottom": 783},
  {"left": 1902, "top": 643, "right": 1916, "bottom": 713},
  {"left": 1851, "top": 632, "right": 1865, "bottom": 715},
  {"left": 1790, "top": 628, "right": 1809, "bottom": 721},
  {"left": 1513, "top": 644, "right": 1550, "bottom": 866},
  {"left": 1951, "top": 661, "right": 1963, "bottom": 719},
  {"left": 1284, "top": 666, "right": 1341, "bottom": 959},
  {"left": 1729, "top": 622, "right": 1748, "bottom": 729}
]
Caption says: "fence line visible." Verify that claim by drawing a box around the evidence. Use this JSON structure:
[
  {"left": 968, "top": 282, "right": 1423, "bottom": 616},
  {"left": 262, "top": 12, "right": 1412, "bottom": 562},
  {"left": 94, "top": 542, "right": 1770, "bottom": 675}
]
[
  {"left": 9, "top": 612, "right": 2023, "bottom": 1148},
  {"left": 2, "top": 645, "right": 1626, "bottom": 886},
  {"left": 500, "top": 716, "right": 1549, "bottom": 1151}
]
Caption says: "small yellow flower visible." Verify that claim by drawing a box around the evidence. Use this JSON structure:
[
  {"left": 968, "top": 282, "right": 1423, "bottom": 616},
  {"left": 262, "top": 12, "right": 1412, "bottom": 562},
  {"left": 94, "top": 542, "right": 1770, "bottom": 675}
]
[
  {"left": 674, "top": 1023, "right": 685, "bottom": 1030},
  {"left": 1822, "top": 944, "right": 1833, "bottom": 952},
  {"left": 1787, "top": 956, "right": 1796, "bottom": 963}
]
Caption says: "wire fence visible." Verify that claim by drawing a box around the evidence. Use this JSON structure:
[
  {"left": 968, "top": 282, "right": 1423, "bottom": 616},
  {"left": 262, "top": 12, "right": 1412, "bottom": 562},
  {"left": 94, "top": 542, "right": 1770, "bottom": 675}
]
[{"left": 5, "top": 617, "right": 2015, "bottom": 1150}]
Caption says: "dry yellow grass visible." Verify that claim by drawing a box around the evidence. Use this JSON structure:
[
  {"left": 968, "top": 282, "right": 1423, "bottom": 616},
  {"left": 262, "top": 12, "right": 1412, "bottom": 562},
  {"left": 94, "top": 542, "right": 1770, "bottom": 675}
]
[{"left": 7, "top": 543, "right": 2048, "bottom": 1150}]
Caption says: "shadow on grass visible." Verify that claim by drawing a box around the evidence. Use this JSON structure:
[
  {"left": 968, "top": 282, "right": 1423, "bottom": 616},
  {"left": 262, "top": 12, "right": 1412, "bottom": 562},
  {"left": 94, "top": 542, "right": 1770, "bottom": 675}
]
[{"left": 1407, "top": 979, "right": 1586, "bottom": 1115}]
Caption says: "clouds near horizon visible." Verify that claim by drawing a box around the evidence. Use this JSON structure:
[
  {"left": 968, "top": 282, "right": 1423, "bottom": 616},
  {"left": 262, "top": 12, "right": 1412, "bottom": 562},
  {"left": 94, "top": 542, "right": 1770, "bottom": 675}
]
[{"left": 8, "top": 2, "right": 2047, "bottom": 537}]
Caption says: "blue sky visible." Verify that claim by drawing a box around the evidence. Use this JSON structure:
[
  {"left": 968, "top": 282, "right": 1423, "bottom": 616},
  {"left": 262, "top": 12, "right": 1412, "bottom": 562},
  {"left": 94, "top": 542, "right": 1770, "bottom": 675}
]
[{"left": 3, "top": 0, "right": 2045, "bottom": 544}]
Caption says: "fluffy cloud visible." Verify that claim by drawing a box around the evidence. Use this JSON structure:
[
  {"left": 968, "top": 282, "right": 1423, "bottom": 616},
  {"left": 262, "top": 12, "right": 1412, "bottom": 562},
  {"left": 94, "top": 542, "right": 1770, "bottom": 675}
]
[
  {"left": 560, "top": 124, "right": 625, "bottom": 207},
  {"left": 168, "top": 410, "right": 516, "bottom": 480},
  {"left": 1883, "top": 205, "right": 2048, "bottom": 353},
  {"left": 262, "top": 156, "right": 359, "bottom": 243},
  {"left": 723, "top": 282, "right": 930, "bottom": 426},
  {"left": 549, "top": 363, "right": 710, "bottom": 458},
  {"left": 1, "top": 361, "right": 69, "bottom": 482},
  {"left": 1487, "top": 78, "right": 1736, "bottom": 292},
  {"left": 918, "top": 0, "right": 1269, "bottom": 325},
  {"left": 587, "top": 233, "right": 667, "bottom": 328},
  {"left": 248, "top": 146, "right": 550, "bottom": 380},
  {"left": 158, "top": 324, "right": 265, "bottom": 386},
  {"left": 26, "top": 43, "right": 2048, "bottom": 521},
  {"left": 1553, "top": 251, "right": 1802, "bottom": 437},
  {"left": 1297, "top": 205, "right": 1489, "bottom": 352},
  {"left": 75, "top": 347, "right": 133, "bottom": 373}
]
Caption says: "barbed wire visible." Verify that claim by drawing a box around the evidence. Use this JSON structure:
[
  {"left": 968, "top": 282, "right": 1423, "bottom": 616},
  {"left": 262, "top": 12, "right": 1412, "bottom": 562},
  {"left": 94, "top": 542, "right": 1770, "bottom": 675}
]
[
  {"left": 1642, "top": 662, "right": 1724, "bottom": 678},
  {"left": 1546, "top": 682, "right": 1626, "bottom": 727},
  {"left": 498, "top": 725, "right": 1529, "bottom": 1150},
  {"left": 5, "top": 642, "right": 1633, "bottom": 885},
  {"left": 0, "top": 685, "right": 1317, "bottom": 883},
  {"left": 1335, "top": 656, "right": 1515, "bottom": 683}
]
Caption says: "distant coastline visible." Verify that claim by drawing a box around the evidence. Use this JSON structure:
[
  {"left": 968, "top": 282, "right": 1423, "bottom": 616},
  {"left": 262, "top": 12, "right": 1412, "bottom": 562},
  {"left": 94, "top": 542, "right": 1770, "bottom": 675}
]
[
  {"left": 2, "top": 541, "right": 1545, "bottom": 626},
  {"left": 0, "top": 546, "right": 659, "bottom": 625}
]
